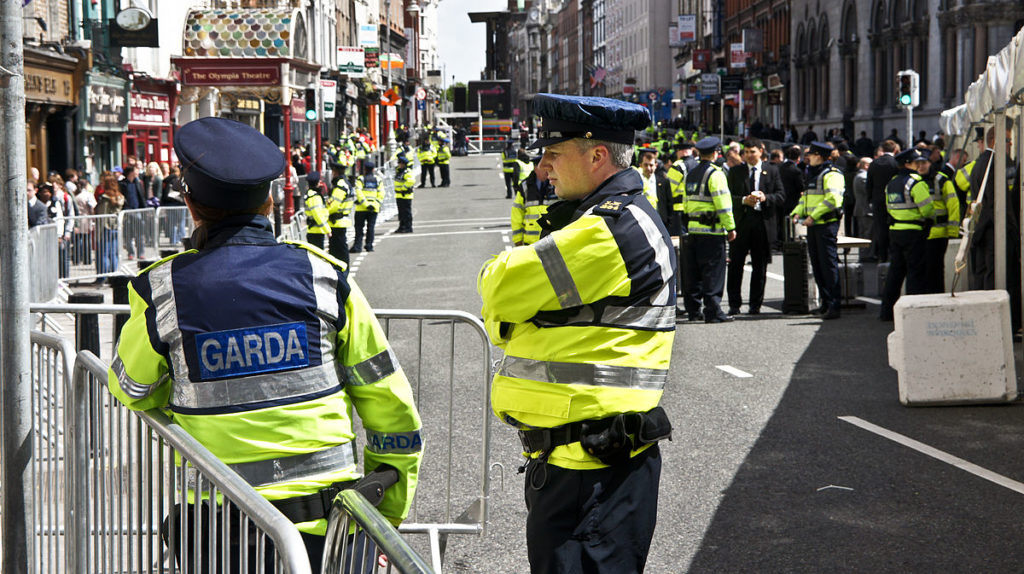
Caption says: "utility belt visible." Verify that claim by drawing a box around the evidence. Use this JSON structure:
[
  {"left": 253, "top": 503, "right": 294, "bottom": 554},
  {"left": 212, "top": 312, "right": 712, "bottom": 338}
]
[
  {"left": 328, "top": 211, "right": 349, "bottom": 222},
  {"left": 694, "top": 211, "right": 719, "bottom": 227},
  {"left": 269, "top": 464, "right": 398, "bottom": 523},
  {"left": 815, "top": 210, "right": 839, "bottom": 224},
  {"left": 517, "top": 407, "right": 672, "bottom": 466}
]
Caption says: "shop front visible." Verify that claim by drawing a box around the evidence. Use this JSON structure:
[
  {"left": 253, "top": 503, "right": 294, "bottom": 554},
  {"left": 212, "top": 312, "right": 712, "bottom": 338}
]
[
  {"left": 24, "top": 46, "right": 81, "bottom": 177},
  {"left": 80, "top": 73, "right": 130, "bottom": 181},
  {"left": 122, "top": 85, "right": 175, "bottom": 166}
]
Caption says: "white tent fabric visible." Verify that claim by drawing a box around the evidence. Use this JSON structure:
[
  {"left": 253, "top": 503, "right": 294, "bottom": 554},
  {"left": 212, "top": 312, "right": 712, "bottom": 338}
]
[
  {"left": 945, "top": 27, "right": 1024, "bottom": 132},
  {"left": 939, "top": 104, "right": 968, "bottom": 136}
]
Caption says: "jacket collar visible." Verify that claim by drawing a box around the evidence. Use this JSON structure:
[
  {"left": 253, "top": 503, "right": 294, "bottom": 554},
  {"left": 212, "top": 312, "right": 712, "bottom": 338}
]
[
  {"left": 575, "top": 168, "right": 644, "bottom": 218},
  {"left": 198, "top": 215, "right": 277, "bottom": 249}
]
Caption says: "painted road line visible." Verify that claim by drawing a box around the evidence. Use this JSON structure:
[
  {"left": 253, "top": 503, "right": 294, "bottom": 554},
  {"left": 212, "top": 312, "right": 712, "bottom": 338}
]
[
  {"left": 716, "top": 365, "right": 753, "bottom": 378},
  {"left": 419, "top": 217, "right": 511, "bottom": 225},
  {"left": 856, "top": 296, "right": 881, "bottom": 305},
  {"left": 766, "top": 270, "right": 785, "bottom": 282},
  {"left": 839, "top": 416, "right": 1024, "bottom": 496}
]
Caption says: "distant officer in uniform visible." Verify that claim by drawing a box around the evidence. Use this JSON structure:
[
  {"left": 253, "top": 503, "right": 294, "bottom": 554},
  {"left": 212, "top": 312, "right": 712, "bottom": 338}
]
[
  {"left": 394, "top": 153, "right": 416, "bottom": 233},
  {"left": 510, "top": 156, "right": 555, "bottom": 246},
  {"left": 791, "top": 141, "right": 844, "bottom": 320},
  {"left": 880, "top": 148, "right": 935, "bottom": 320},
  {"left": 352, "top": 160, "right": 383, "bottom": 252},
  {"left": 926, "top": 150, "right": 961, "bottom": 293},
  {"left": 478, "top": 93, "right": 675, "bottom": 574},
  {"left": 436, "top": 136, "right": 452, "bottom": 187},
  {"left": 502, "top": 139, "right": 518, "bottom": 198},
  {"left": 326, "top": 161, "right": 354, "bottom": 265},
  {"left": 682, "top": 136, "right": 737, "bottom": 323},
  {"left": 417, "top": 139, "right": 436, "bottom": 188},
  {"left": 303, "top": 170, "right": 330, "bottom": 249},
  {"left": 107, "top": 117, "right": 422, "bottom": 573}
]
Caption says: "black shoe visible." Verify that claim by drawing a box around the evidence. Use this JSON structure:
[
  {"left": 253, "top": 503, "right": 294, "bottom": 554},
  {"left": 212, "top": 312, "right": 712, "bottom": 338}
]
[
  {"left": 418, "top": 185, "right": 425, "bottom": 189},
  {"left": 365, "top": 246, "right": 374, "bottom": 252},
  {"left": 811, "top": 306, "right": 827, "bottom": 315},
  {"left": 706, "top": 315, "right": 734, "bottom": 324},
  {"left": 728, "top": 307, "right": 741, "bottom": 316},
  {"left": 822, "top": 308, "right": 841, "bottom": 320},
  {"left": 350, "top": 247, "right": 362, "bottom": 253},
  {"left": 747, "top": 308, "right": 760, "bottom": 315},
  {"left": 506, "top": 195, "right": 512, "bottom": 199}
]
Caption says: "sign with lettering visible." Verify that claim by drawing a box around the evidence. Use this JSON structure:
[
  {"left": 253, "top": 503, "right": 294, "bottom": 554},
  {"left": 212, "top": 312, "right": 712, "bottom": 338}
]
[
  {"left": 129, "top": 92, "right": 171, "bottom": 125},
  {"left": 82, "top": 75, "right": 128, "bottom": 131},
  {"left": 195, "top": 322, "right": 309, "bottom": 380},
  {"left": 23, "top": 65, "right": 75, "bottom": 106},
  {"left": 338, "top": 47, "right": 365, "bottom": 77},
  {"left": 181, "top": 63, "right": 280, "bottom": 86}
]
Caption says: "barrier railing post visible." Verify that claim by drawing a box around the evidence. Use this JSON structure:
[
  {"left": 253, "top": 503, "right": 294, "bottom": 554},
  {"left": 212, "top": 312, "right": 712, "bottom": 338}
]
[
  {"left": 69, "top": 292, "right": 104, "bottom": 354},
  {"left": 109, "top": 276, "right": 131, "bottom": 342}
]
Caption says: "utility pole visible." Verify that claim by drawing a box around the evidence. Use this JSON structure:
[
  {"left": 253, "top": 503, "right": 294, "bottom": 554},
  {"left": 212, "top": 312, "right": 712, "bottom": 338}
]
[{"left": 0, "top": 2, "right": 35, "bottom": 572}]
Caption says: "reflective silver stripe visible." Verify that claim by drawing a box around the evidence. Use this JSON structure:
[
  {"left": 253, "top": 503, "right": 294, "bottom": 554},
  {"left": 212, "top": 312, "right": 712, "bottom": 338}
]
[
  {"left": 512, "top": 204, "right": 526, "bottom": 212},
  {"left": 189, "top": 443, "right": 358, "bottom": 489},
  {"left": 344, "top": 347, "right": 400, "bottom": 386},
  {"left": 498, "top": 355, "right": 668, "bottom": 390},
  {"left": 525, "top": 230, "right": 541, "bottom": 236},
  {"left": 307, "top": 251, "right": 341, "bottom": 360},
  {"left": 111, "top": 356, "right": 160, "bottom": 399},
  {"left": 149, "top": 263, "right": 189, "bottom": 383},
  {"left": 602, "top": 305, "right": 676, "bottom": 329},
  {"left": 171, "top": 361, "right": 343, "bottom": 409},
  {"left": 365, "top": 429, "right": 423, "bottom": 454},
  {"left": 625, "top": 204, "right": 675, "bottom": 306},
  {"left": 534, "top": 236, "right": 583, "bottom": 308}
]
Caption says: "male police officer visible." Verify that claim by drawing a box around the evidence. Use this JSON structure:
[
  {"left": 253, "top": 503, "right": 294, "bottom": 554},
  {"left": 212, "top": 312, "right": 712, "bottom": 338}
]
[
  {"left": 880, "top": 148, "right": 935, "bottom": 321},
  {"left": 682, "top": 137, "right": 737, "bottom": 323},
  {"left": 791, "top": 141, "right": 845, "bottom": 320},
  {"left": 304, "top": 170, "right": 330, "bottom": 249},
  {"left": 326, "top": 161, "right": 354, "bottom": 265},
  {"left": 394, "top": 153, "right": 416, "bottom": 233},
  {"left": 478, "top": 93, "right": 675, "bottom": 574},
  {"left": 352, "top": 160, "right": 383, "bottom": 252},
  {"left": 107, "top": 117, "right": 422, "bottom": 572}
]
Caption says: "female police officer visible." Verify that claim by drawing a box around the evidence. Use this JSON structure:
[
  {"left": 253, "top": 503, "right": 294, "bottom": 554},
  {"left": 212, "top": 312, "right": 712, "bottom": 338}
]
[{"left": 107, "top": 117, "right": 422, "bottom": 572}]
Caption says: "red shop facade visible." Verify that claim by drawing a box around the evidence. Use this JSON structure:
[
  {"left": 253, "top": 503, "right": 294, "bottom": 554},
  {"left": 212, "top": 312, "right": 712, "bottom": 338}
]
[{"left": 121, "top": 78, "right": 178, "bottom": 166}]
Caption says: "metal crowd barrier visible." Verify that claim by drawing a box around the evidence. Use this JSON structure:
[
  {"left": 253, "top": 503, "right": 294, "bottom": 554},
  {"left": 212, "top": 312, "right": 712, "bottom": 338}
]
[
  {"left": 67, "top": 350, "right": 314, "bottom": 573},
  {"left": 28, "top": 223, "right": 60, "bottom": 302},
  {"left": 29, "top": 331, "right": 77, "bottom": 574},
  {"left": 323, "top": 490, "right": 433, "bottom": 574}
]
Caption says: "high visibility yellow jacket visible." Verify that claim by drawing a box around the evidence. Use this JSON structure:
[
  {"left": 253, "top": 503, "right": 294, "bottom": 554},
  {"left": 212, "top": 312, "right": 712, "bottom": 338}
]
[
  {"left": 515, "top": 159, "right": 534, "bottom": 185},
  {"left": 931, "top": 168, "right": 961, "bottom": 239},
  {"left": 327, "top": 178, "right": 354, "bottom": 229},
  {"left": 435, "top": 144, "right": 451, "bottom": 165},
  {"left": 478, "top": 169, "right": 676, "bottom": 471},
  {"left": 683, "top": 160, "right": 735, "bottom": 236},
  {"left": 666, "top": 159, "right": 687, "bottom": 213},
  {"left": 510, "top": 173, "right": 549, "bottom": 245},
  {"left": 417, "top": 145, "right": 436, "bottom": 165},
  {"left": 355, "top": 174, "right": 384, "bottom": 213},
  {"left": 394, "top": 166, "right": 416, "bottom": 200},
  {"left": 107, "top": 216, "right": 422, "bottom": 532},
  {"left": 957, "top": 160, "right": 975, "bottom": 203},
  {"left": 886, "top": 168, "right": 935, "bottom": 231},
  {"left": 792, "top": 163, "right": 844, "bottom": 225},
  {"left": 304, "top": 188, "right": 330, "bottom": 234},
  {"left": 502, "top": 149, "right": 517, "bottom": 173}
]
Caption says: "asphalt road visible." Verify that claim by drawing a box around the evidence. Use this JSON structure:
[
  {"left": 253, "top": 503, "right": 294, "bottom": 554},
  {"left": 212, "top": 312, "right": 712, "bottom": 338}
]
[{"left": 346, "top": 154, "right": 1024, "bottom": 573}]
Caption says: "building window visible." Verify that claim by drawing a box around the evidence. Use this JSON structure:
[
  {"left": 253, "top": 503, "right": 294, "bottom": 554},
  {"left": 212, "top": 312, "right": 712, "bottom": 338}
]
[{"left": 841, "top": 1, "right": 858, "bottom": 114}]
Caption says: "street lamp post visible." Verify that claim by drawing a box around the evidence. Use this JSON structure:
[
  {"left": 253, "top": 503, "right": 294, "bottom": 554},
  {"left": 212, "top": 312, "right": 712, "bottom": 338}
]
[{"left": 385, "top": 0, "right": 396, "bottom": 158}]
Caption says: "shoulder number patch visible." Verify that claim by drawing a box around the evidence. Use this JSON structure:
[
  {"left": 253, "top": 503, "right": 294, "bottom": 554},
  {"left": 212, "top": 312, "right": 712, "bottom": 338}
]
[
  {"left": 594, "top": 196, "right": 634, "bottom": 217},
  {"left": 195, "top": 321, "right": 310, "bottom": 380}
]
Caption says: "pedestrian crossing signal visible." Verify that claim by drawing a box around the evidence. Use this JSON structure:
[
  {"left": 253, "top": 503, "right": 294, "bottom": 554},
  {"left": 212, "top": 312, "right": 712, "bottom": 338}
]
[
  {"left": 897, "top": 70, "right": 919, "bottom": 108},
  {"left": 305, "top": 87, "right": 318, "bottom": 121}
]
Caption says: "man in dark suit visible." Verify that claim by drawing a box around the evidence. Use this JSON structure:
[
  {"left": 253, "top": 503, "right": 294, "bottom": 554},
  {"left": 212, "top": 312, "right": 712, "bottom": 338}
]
[
  {"left": 26, "top": 181, "right": 50, "bottom": 228},
  {"left": 777, "top": 145, "right": 805, "bottom": 242},
  {"left": 726, "top": 137, "right": 786, "bottom": 314},
  {"left": 854, "top": 131, "right": 875, "bottom": 158},
  {"left": 970, "top": 125, "right": 1021, "bottom": 332},
  {"left": 866, "top": 139, "right": 901, "bottom": 261}
]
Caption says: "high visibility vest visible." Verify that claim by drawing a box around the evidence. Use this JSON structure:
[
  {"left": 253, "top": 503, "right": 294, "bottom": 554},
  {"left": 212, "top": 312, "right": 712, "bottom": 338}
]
[
  {"left": 666, "top": 159, "right": 687, "bottom": 212},
  {"left": 327, "top": 178, "right": 354, "bottom": 229},
  {"left": 304, "top": 188, "right": 330, "bottom": 234},
  {"left": 792, "top": 164, "right": 844, "bottom": 224},
  {"left": 957, "top": 160, "right": 975, "bottom": 203},
  {"left": 479, "top": 168, "right": 675, "bottom": 470},
  {"left": 931, "top": 169, "right": 961, "bottom": 239},
  {"left": 886, "top": 169, "right": 935, "bottom": 231},
  {"left": 394, "top": 167, "right": 416, "bottom": 199},
  {"left": 683, "top": 160, "right": 735, "bottom": 236},
  {"left": 636, "top": 169, "right": 659, "bottom": 210},
  {"left": 502, "top": 150, "right": 517, "bottom": 173},
  {"left": 355, "top": 175, "right": 384, "bottom": 212},
  {"left": 436, "top": 145, "right": 451, "bottom": 165},
  {"left": 107, "top": 216, "right": 422, "bottom": 532},
  {"left": 417, "top": 146, "right": 436, "bottom": 165}
]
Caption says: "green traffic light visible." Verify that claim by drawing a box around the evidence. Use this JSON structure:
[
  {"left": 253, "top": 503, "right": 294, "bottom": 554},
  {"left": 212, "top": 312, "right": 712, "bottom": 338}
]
[
  {"left": 899, "top": 94, "right": 912, "bottom": 106},
  {"left": 306, "top": 109, "right": 318, "bottom": 121}
]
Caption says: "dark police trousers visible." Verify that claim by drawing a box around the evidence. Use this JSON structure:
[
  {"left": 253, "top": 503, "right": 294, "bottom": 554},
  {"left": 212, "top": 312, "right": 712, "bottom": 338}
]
[
  {"left": 352, "top": 211, "right": 377, "bottom": 251},
  {"left": 328, "top": 228, "right": 350, "bottom": 266},
  {"left": 396, "top": 197, "right": 413, "bottom": 232},
  {"left": 881, "top": 228, "right": 927, "bottom": 319},
  {"left": 682, "top": 234, "right": 728, "bottom": 320},
  {"left": 806, "top": 221, "right": 840, "bottom": 312},
  {"left": 419, "top": 164, "right": 435, "bottom": 188},
  {"left": 524, "top": 445, "right": 661, "bottom": 574},
  {"left": 924, "top": 237, "right": 948, "bottom": 294},
  {"left": 306, "top": 232, "right": 327, "bottom": 250},
  {"left": 161, "top": 500, "right": 377, "bottom": 574}
]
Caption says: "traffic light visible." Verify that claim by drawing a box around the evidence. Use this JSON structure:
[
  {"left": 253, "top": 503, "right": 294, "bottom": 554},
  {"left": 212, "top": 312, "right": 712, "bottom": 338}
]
[
  {"left": 304, "top": 87, "right": 318, "bottom": 121},
  {"left": 897, "top": 70, "right": 919, "bottom": 108}
]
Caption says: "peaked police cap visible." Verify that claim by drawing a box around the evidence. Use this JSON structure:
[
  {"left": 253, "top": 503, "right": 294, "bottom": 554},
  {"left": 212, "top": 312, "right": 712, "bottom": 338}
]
[
  {"left": 807, "top": 141, "right": 835, "bottom": 156},
  {"left": 174, "top": 117, "right": 285, "bottom": 210},
  {"left": 529, "top": 93, "right": 651, "bottom": 149},
  {"left": 895, "top": 148, "right": 928, "bottom": 164},
  {"left": 695, "top": 136, "right": 721, "bottom": 153}
]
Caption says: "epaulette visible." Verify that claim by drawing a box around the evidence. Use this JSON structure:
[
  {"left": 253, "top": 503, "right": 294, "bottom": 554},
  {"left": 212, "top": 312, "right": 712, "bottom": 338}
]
[{"left": 593, "top": 194, "right": 636, "bottom": 218}]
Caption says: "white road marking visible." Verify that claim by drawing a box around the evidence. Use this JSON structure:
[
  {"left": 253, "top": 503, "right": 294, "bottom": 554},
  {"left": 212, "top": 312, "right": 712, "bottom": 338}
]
[
  {"left": 839, "top": 415, "right": 1024, "bottom": 495},
  {"left": 766, "top": 270, "right": 785, "bottom": 282},
  {"left": 382, "top": 229, "right": 508, "bottom": 239},
  {"left": 417, "top": 217, "right": 510, "bottom": 225},
  {"left": 715, "top": 365, "right": 753, "bottom": 378},
  {"left": 856, "top": 296, "right": 881, "bottom": 305}
]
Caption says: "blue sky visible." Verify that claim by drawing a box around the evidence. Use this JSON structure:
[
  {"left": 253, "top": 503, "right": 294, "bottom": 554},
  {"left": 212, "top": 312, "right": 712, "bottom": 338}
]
[{"left": 437, "top": 0, "right": 507, "bottom": 85}]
